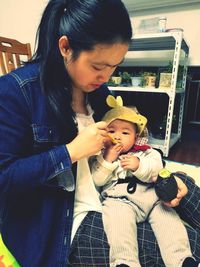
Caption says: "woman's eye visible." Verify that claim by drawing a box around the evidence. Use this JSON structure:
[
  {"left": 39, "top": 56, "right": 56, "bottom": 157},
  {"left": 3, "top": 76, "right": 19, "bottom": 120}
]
[{"left": 93, "top": 65, "right": 104, "bottom": 71}]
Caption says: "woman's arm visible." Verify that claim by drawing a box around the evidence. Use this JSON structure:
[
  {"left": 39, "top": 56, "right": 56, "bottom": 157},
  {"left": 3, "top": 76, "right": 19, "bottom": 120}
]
[
  {"left": 0, "top": 77, "right": 73, "bottom": 194},
  {"left": 0, "top": 75, "right": 107, "bottom": 195}
]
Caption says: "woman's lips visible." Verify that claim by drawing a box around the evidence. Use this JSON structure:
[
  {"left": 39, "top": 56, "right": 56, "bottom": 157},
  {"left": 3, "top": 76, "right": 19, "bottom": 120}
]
[{"left": 91, "top": 84, "right": 101, "bottom": 88}]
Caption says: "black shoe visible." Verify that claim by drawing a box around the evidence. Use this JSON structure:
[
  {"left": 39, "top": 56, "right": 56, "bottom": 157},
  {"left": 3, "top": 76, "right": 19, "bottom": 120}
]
[{"left": 182, "top": 257, "right": 200, "bottom": 267}]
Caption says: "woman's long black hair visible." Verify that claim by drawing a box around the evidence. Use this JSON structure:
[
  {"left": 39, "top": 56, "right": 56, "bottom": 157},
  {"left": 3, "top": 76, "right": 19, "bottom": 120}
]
[{"left": 31, "top": 0, "right": 132, "bottom": 142}]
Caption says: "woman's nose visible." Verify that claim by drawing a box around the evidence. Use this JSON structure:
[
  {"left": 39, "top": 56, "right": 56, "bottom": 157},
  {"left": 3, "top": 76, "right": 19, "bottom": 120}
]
[
  {"left": 97, "top": 73, "right": 110, "bottom": 83},
  {"left": 97, "top": 68, "right": 115, "bottom": 83}
]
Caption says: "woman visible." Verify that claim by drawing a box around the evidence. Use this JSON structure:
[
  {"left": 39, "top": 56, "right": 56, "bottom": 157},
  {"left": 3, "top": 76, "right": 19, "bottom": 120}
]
[{"left": 0, "top": 0, "right": 199, "bottom": 266}]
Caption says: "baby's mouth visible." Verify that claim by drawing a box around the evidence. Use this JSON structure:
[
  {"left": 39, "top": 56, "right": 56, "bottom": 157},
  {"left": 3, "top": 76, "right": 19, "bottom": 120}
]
[
  {"left": 107, "top": 135, "right": 122, "bottom": 145},
  {"left": 106, "top": 134, "right": 117, "bottom": 144}
]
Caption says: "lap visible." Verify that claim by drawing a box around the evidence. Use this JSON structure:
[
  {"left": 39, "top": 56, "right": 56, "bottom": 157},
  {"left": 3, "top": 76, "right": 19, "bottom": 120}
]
[
  {"left": 69, "top": 212, "right": 200, "bottom": 267},
  {"left": 173, "top": 172, "right": 200, "bottom": 229},
  {"left": 69, "top": 174, "right": 200, "bottom": 267}
]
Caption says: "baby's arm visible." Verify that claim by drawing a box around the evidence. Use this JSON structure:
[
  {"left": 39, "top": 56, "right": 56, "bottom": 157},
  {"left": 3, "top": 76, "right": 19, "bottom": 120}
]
[
  {"left": 125, "top": 149, "right": 163, "bottom": 183},
  {"left": 89, "top": 154, "right": 118, "bottom": 187},
  {"left": 120, "top": 155, "right": 140, "bottom": 172}
]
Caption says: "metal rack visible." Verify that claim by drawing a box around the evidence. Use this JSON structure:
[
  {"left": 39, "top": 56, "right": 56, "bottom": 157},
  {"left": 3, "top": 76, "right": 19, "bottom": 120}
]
[{"left": 109, "top": 31, "right": 189, "bottom": 157}]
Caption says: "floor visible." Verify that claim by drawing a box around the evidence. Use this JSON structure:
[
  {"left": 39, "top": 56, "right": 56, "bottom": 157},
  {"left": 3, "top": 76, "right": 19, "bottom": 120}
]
[
  {"left": 166, "top": 124, "right": 200, "bottom": 165},
  {"left": 165, "top": 160, "right": 200, "bottom": 186}
]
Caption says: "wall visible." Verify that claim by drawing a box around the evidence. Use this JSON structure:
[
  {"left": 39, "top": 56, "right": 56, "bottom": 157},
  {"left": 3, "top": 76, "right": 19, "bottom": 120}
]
[
  {"left": 0, "top": 1, "right": 200, "bottom": 65},
  {"left": 0, "top": 0, "right": 48, "bottom": 54},
  {"left": 128, "top": 3, "right": 200, "bottom": 66}
]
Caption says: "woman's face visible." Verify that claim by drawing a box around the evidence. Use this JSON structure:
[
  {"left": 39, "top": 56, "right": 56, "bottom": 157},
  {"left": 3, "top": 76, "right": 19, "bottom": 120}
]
[{"left": 65, "top": 42, "right": 129, "bottom": 92}]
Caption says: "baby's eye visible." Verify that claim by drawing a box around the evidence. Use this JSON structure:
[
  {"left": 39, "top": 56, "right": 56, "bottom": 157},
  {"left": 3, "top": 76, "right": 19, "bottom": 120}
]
[
  {"left": 108, "top": 130, "right": 115, "bottom": 134},
  {"left": 123, "top": 132, "right": 130, "bottom": 135}
]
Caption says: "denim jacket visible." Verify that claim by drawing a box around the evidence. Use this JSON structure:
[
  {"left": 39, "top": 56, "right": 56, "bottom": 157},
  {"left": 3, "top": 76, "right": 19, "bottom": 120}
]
[{"left": 0, "top": 63, "right": 109, "bottom": 266}]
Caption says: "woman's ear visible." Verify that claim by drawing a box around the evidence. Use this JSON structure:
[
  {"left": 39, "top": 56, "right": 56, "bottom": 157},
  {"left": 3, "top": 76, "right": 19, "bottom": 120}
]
[{"left": 59, "top": 35, "right": 72, "bottom": 59}]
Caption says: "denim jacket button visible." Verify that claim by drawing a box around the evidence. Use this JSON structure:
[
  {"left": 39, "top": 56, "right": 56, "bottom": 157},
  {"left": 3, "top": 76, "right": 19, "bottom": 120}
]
[
  {"left": 66, "top": 209, "right": 70, "bottom": 217},
  {"left": 60, "top": 162, "right": 64, "bottom": 170}
]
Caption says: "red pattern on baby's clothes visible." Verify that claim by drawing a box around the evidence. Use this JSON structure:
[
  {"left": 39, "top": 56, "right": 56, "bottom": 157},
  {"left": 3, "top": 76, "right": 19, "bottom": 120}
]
[
  {"left": 132, "top": 127, "right": 151, "bottom": 152},
  {"left": 135, "top": 137, "right": 148, "bottom": 146},
  {"left": 130, "top": 144, "right": 151, "bottom": 152},
  {"left": 135, "top": 127, "right": 149, "bottom": 146}
]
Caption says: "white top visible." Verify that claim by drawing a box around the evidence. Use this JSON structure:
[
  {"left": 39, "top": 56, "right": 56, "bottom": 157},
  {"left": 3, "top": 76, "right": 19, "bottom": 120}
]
[
  {"left": 71, "top": 105, "right": 102, "bottom": 242},
  {"left": 91, "top": 149, "right": 163, "bottom": 189}
]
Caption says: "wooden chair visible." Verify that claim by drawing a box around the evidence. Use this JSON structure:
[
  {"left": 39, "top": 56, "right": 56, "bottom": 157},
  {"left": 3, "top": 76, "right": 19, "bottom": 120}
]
[{"left": 0, "top": 36, "right": 32, "bottom": 75}]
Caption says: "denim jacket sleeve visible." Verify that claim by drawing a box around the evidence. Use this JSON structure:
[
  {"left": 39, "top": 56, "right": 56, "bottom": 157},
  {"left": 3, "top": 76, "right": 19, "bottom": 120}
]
[{"left": 0, "top": 70, "right": 74, "bottom": 195}]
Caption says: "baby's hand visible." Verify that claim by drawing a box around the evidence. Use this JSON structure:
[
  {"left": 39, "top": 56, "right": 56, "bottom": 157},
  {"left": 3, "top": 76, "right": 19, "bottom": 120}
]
[
  {"left": 103, "top": 143, "right": 123, "bottom": 163},
  {"left": 120, "top": 155, "right": 140, "bottom": 171}
]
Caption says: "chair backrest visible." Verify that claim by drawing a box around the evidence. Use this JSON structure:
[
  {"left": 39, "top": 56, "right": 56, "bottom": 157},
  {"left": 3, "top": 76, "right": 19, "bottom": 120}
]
[{"left": 0, "top": 36, "right": 32, "bottom": 75}]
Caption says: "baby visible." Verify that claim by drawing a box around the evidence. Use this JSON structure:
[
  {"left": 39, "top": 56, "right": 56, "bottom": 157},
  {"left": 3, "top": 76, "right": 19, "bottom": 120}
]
[{"left": 89, "top": 95, "right": 200, "bottom": 267}]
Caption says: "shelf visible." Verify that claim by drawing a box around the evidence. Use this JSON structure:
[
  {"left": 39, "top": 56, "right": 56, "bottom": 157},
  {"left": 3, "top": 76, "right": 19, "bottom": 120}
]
[
  {"left": 123, "top": 0, "right": 200, "bottom": 12},
  {"left": 112, "top": 31, "right": 189, "bottom": 157},
  {"left": 130, "top": 31, "right": 189, "bottom": 54},
  {"left": 149, "top": 133, "right": 181, "bottom": 152},
  {"left": 109, "top": 86, "right": 185, "bottom": 96}
]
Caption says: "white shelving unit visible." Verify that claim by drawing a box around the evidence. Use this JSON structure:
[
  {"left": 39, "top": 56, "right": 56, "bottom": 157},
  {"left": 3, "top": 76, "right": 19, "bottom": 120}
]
[{"left": 109, "top": 31, "right": 189, "bottom": 157}]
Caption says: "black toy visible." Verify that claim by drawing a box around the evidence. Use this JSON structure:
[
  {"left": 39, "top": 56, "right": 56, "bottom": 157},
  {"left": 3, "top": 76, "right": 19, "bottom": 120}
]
[{"left": 155, "top": 169, "right": 178, "bottom": 202}]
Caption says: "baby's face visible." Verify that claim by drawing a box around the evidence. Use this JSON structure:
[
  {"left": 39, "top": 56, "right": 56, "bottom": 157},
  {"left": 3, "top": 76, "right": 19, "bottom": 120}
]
[{"left": 107, "top": 119, "right": 137, "bottom": 153}]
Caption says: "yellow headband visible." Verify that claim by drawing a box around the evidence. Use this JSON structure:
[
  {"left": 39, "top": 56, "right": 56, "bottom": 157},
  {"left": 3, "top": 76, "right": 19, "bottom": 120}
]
[{"left": 102, "top": 95, "right": 147, "bottom": 136}]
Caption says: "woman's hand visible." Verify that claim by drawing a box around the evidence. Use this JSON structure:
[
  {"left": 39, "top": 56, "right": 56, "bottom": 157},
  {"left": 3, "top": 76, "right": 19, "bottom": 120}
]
[
  {"left": 66, "top": 121, "right": 108, "bottom": 163},
  {"left": 164, "top": 176, "right": 188, "bottom": 207}
]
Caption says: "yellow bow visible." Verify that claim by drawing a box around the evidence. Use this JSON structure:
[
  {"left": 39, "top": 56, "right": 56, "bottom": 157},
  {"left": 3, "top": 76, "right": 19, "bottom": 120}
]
[{"left": 106, "top": 95, "right": 123, "bottom": 108}]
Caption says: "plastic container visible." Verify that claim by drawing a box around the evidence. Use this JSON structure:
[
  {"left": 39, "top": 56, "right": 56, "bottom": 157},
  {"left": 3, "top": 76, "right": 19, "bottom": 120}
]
[
  {"left": 159, "top": 16, "right": 167, "bottom": 32},
  {"left": 131, "top": 76, "right": 141, "bottom": 86}
]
